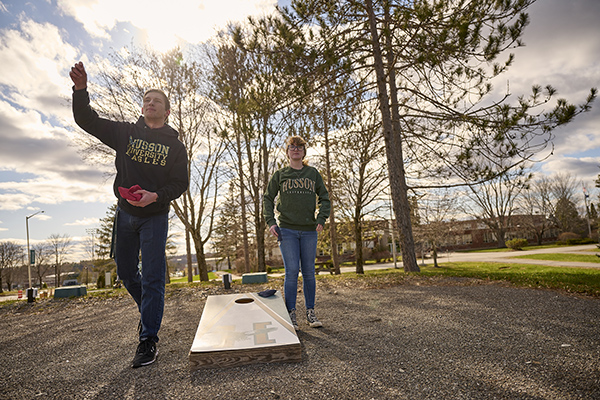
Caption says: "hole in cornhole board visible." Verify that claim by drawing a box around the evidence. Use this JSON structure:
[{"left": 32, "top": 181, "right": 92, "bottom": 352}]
[{"left": 235, "top": 298, "right": 254, "bottom": 304}]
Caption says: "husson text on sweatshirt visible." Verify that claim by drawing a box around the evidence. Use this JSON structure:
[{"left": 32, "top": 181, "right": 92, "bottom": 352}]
[
  {"left": 264, "top": 165, "right": 330, "bottom": 231},
  {"left": 72, "top": 88, "right": 188, "bottom": 217}
]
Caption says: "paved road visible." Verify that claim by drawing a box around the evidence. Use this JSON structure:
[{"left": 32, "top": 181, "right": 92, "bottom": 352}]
[{"left": 337, "top": 243, "right": 600, "bottom": 272}]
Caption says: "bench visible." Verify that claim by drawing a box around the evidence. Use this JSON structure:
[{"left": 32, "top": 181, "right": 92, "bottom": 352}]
[
  {"left": 315, "top": 262, "right": 333, "bottom": 275},
  {"left": 54, "top": 285, "right": 87, "bottom": 299},
  {"left": 241, "top": 272, "right": 268, "bottom": 284}
]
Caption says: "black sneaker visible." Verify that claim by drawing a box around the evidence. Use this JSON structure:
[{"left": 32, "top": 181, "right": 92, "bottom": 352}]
[
  {"left": 131, "top": 339, "right": 158, "bottom": 368},
  {"left": 288, "top": 309, "right": 299, "bottom": 331},
  {"left": 306, "top": 309, "right": 323, "bottom": 328}
]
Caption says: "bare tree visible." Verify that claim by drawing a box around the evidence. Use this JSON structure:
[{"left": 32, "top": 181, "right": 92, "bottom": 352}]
[
  {"left": 463, "top": 167, "right": 531, "bottom": 248},
  {"left": 551, "top": 173, "right": 581, "bottom": 203},
  {"left": 241, "top": 0, "right": 596, "bottom": 273},
  {"left": 211, "top": 24, "right": 294, "bottom": 273},
  {"left": 32, "top": 242, "right": 52, "bottom": 288},
  {"left": 413, "top": 190, "right": 458, "bottom": 267},
  {"left": 47, "top": 234, "right": 73, "bottom": 287},
  {"left": 208, "top": 38, "right": 254, "bottom": 273},
  {"left": 307, "top": 76, "right": 361, "bottom": 275},
  {"left": 519, "top": 175, "right": 556, "bottom": 245},
  {"left": 549, "top": 173, "right": 587, "bottom": 236},
  {"left": 0, "top": 241, "right": 23, "bottom": 292},
  {"left": 333, "top": 104, "right": 389, "bottom": 273},
  {"left": 72, "top": 46, "right": 227, "bottom": 282}
]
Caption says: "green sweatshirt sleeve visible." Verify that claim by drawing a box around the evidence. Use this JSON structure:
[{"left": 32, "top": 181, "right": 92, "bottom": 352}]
[{"left": 263, "top": 170, "right": 280, "bottom": 227}]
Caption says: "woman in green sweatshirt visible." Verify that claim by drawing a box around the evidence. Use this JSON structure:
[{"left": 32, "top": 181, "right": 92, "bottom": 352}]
[{"left": 264, "top": 136, "right": 330, "bottom": 330}]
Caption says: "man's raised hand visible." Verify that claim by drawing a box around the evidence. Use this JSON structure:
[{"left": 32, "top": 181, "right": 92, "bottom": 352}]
[{"left": 69, "top": 62, "right": 87, "bottom": 90}]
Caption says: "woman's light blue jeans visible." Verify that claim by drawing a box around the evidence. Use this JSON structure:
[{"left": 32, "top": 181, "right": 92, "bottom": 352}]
[
  {"left": 114, "top": 207, "right": 169, "bottom": 343},
  {"left": 278, "top": 227, "right": 318, "bottom": 311}
]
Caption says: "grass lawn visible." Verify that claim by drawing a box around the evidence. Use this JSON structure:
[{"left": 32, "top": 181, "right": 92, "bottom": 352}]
[
  {"left": 4, "top": 254, "right": 600, "bottom": 302},
  {"left": 415, "top": 262, "right": 600, "bottom": 296},
  {"left": 170, "top": 271, "right": 219, "bottom": 283},
  {"left": 511, "top": 253, "right": 600, "bottom": 263},
  {"left": 312, "top": 260, "right": 600, "bottom": 297},
  {"left": 457, "top": 243, "right": 591, "bottom": 253}
]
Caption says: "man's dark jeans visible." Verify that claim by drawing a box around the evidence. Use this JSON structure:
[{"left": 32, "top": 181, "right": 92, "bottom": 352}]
[{"left": 115, "top": 207, "right": 168, "bottom": 343}]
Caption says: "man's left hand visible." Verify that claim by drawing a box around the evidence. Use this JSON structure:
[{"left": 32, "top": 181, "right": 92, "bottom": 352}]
[{"left": 128, "top": 189, "right": 158, "bottom": 208}]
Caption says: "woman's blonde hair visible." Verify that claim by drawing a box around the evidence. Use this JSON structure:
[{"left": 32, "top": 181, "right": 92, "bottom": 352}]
[{"left": 285, "top": 136, "right": 308, "bottom": 165}]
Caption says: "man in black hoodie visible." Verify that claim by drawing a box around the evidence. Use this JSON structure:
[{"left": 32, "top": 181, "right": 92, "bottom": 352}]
[{"left": 70, "top": 62, "right": 188, "bottom": 368}]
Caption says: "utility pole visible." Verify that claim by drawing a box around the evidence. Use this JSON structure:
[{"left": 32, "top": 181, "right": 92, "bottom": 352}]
[
  {"left": 583, "top": 186, "right": 592, "bottom": 238},
  {"left": 85, "top": 228, "right": 96, "bottom": 286}
]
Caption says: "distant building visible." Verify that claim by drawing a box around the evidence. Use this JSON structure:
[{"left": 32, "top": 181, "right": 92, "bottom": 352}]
[{"left": 438, "top": 215, "right": 560, "bottom": 251}]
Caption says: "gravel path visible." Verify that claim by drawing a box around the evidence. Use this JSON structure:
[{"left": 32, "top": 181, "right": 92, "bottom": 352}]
[{"left": 1, "top": 276, "right": 599, "bottom": 400}]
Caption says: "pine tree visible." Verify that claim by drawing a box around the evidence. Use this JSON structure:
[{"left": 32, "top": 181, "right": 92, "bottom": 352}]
[
  {"left": 238, "top": 0, "right": 596, "bottom": 271},
  {"left": 96, "top": 204, "right": 117, "bottom": 260}
]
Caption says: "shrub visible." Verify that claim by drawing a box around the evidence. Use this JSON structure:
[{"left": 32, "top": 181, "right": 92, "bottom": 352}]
[
  {"left": 372, "top": 250, "right": 391, "bottom": 263},
  {"left": 506, "top": 238, "right": 528, "bottom": 250},
  {"left": 557, "top": 232, "right": 580, "bottom": 242},
  {"left": 565, "top": 237, "right": 596, "bottom": 245},
  {"left": 555, "top": 232, "right": 596, "bottom": 245},
  {"left": 362, "top": 247, "right": 373, "bottom": 260},
  {"left": 97, "top": 273, "right": 105, "bottom": 288}
]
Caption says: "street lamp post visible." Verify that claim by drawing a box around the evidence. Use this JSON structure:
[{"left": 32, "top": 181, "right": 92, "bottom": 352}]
[
  {"left": 85, "top": 228, "right": 96, "bottom": 286},
  {"left": 26, "top": 210, "right": 44, "bottom": 302}
]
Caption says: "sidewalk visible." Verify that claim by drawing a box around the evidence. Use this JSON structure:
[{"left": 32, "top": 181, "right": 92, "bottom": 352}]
[{"left": 330, "top": 243, "right": 600, "bottom": 272}]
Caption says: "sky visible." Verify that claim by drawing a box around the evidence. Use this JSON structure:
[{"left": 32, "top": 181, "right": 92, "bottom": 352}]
[{"left": 0, "top": 0, "right": 599, "bottom": 262}]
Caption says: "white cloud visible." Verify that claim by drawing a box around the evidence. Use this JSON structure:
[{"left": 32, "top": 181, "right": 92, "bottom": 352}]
[
  {"left": 65, "top": 217, "right": 100, "bottom": 226},
  {"left": 57, "top": 0, "right": 277, "bottom": 51},
  {"left": 484, "top": 0, "right": 600, "bottom": 175},
  {"left": 540, "top": 155, "right": 600, "bottom": 186},
  {"left": 0, "top": 19, "right": 79, "bottom": 116},
  {"left": 0, "top": 100, "right": 113, "bottom": 211}
]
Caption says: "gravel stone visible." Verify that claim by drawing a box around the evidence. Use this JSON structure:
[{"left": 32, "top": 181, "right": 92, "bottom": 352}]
[{"left": 1, "top": 276, "right": 598, "bottom": 399}]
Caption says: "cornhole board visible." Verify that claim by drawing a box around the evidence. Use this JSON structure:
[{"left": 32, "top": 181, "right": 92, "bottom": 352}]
[{"left": 189, "top": 292, "right": 302, "bottom": 370}]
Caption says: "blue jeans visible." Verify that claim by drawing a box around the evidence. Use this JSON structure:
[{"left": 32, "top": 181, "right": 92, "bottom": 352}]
[
  {"left": 278, "top": 227, "right": 318, "bottom": 311},
  {"left": 114, "top": 208, "right": 168, "bottom": 343}
]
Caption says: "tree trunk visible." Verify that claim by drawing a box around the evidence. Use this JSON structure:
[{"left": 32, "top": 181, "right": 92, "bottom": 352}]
[
  {"left": 365, "top": 0, "right": 419, "bottom": 272},
  {"left": 256, "top": 211, "right": 266, "bottom": 272},
  {"left": 55, "top": 253, "right": 60, "bottom": 287},
  {"left": 183, "top": 196, "right": 194, "bottom": 283},
  {"left": 194, "top": 237, "right": 209, "bottom": 282},
  {"left": 354, "top": 215, "right": 364, "bottom": 274},
  {"left": 165, "top": 252, "right": 171, "bottom": 284},
  {"left": 256, "top": 116, "right": 270, "bottom": 272},
  {"left": 496, "top": 233, "right": 507, "bottom": 248},
  {"left": 235, "top": 130, "right": 252, "bottom": 273},
  {"left": 185, "top": 228, "right": 193, "bottom": 281},
  {"left": 323, "top": 117, "right": 341, "bottom": 274}
]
